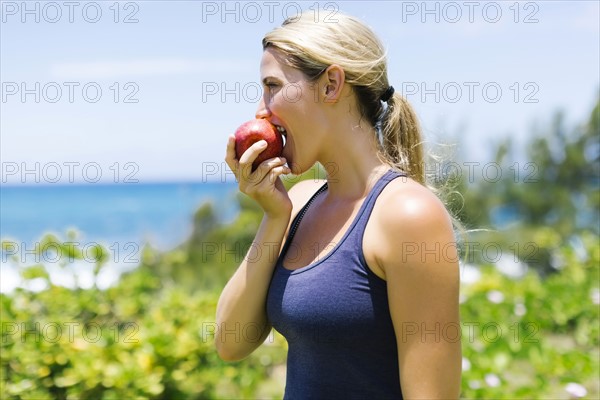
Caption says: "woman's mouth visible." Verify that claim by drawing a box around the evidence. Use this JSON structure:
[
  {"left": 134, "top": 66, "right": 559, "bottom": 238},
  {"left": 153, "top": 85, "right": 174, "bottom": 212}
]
[
  {"left": 274, "top": 124, "right": 292, "bottom": 165},
  {"left": 275, "top": 124, "right": 288, "bottom": 148},
  {"left": 275, "top": 124, "right": 287, "bottom": 138}
]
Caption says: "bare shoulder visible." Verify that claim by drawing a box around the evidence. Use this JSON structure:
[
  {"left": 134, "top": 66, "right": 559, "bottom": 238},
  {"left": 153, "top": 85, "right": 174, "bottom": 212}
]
[
  {"left": 376, "top": 176, "right": 453, "bottom": 237},
  {"left": 366, "top": 176, "right": 456, "bottom": 276}
]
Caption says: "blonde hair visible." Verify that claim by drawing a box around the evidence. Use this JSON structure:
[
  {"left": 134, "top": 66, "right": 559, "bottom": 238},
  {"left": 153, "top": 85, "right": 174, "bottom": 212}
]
[{"left": 262, "top": 11, "right": 424, "bottom": 184}]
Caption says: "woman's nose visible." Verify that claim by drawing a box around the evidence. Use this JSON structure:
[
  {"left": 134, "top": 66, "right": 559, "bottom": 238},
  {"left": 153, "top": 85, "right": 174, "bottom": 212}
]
[{"left": 255, "top": 97, "right": 271, "bottom": 119}]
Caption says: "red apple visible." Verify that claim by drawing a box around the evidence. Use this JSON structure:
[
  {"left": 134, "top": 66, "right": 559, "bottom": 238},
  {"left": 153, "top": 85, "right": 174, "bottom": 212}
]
[{"left": 234, "top": 119, "right": 284, "bottom": 171}]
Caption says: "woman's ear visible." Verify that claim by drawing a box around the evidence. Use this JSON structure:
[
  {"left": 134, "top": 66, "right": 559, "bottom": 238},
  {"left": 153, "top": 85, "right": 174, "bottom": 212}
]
[{"left": 322, "top": 64, "right": 345, "bottom": 103}]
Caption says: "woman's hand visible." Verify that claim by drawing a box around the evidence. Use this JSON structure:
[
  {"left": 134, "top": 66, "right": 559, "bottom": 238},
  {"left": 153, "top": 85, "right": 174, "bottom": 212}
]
[{"left": 225, "top": 135, "right": 292, "bottom": 220}]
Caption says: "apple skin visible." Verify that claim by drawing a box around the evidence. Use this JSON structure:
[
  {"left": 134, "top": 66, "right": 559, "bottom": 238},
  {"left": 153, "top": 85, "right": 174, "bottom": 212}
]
[{"left": 234, "top": 119, "right": 284, "bottom": 171}]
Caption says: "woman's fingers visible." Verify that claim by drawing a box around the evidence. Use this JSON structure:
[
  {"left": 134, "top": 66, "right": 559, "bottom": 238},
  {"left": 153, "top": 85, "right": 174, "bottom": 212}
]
[
  {"left": 265, "top": 164, "right": 292, "bottom": 185},
  {"left": 238, "top": 140, "right": 267, "bottom": 180},
  {"left": 225, "top": 137, "right": 273, "bottom": 183},
  {"left": 224, "top": 135, "right": 239, "bottom": 176},
  {"left": 254, "top": 156, "right": 288, "bottom": 178},
  {"left": 241, "top": 157, "right": 288, "bottom": 194},
  {"left": 224, "top": 136, "right": 290, "bottom": 215},
  {"left": 245, "top": 164, "right": 290, "bottom": 201}
]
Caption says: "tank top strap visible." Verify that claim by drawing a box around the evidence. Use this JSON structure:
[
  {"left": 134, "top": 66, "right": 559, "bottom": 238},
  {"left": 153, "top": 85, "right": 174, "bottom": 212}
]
[
  {"left": 279, "top": 180, "right": 328, "bottom": 257},
  {"left": 279, "top": 169, "right": 406, "bottom": 261},
  {"left": 345, "top": 169, "right": 406, "bottom": 248}
]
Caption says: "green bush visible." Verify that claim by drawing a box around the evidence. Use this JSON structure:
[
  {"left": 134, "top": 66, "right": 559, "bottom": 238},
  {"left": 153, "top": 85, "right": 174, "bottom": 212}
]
[
  {"left": 460, "top": 230, "right": 599, "bottom": 398},
  {"left": 1, "top": 237, "right": 287, "bottom": 399},
  {"left": 2, "top": 228, "right": 598, "bottom": 399}
]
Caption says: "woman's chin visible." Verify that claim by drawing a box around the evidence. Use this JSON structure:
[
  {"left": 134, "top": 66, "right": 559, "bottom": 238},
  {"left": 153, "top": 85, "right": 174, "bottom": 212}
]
[
  {"left": 286, "top": 160, "right": 307, "bottom": 176},
  {"left": 289, "top": 163, "right": 303, "bottom": 176},
  {"left": 282, "top": 149, "right": 298, "bottom": 174}
]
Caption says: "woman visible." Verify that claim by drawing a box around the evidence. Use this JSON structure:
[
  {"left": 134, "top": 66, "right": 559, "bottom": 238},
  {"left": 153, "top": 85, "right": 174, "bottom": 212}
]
[{"left": 216, "top": 11, "right": 461, "bottom": 399}]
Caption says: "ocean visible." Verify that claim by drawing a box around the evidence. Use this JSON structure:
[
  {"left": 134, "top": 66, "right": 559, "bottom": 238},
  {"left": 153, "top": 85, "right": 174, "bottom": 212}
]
[
  {"left": 0, "top": 180, "right": 522, "bottom": 293},
  {"left": 0, "top": 182, "right": 239, "bottom": 292}
]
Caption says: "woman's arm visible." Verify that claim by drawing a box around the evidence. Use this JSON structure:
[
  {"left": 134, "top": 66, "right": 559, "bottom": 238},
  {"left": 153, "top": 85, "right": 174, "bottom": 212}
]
[
  {"left": 376, "top": 182, "right": 462, "bottom": 398},
  {"left": 215, "top": 136, "right": 291, "bottom": 361},
  {"left": 215, "top": 213, "right": 290, "bottom": 361},
  {"left": 216, "top": 136, "right": 326, "bottom": 361}
]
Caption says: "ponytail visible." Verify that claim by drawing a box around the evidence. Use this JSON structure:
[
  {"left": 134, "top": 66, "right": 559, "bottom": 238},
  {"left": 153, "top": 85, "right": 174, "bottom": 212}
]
[{"left": 379, "top": 93, "right": 425, "bottom": 184}]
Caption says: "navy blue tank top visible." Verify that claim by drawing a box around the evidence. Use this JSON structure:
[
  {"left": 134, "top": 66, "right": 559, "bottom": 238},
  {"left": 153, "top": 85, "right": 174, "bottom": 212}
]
[{"left": 266, "top": 169, "right": 405, "bottom": 399}]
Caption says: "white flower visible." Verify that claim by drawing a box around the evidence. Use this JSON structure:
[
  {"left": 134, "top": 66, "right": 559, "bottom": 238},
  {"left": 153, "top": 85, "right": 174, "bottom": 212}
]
[
  {"left": 486, "top": 290, "right": 505, "bottom": 304},
  {"left": 484, "top": 373, "right": 501, "bottom": 387},
  {"left": 460, "top": 263, "right": 481, "bottom": 284},
  {"left": 468, "top": 380, "right": 481, "bottom": 389},
  {"left": 565, "top": 382, "right": 587, "bottom": 398},
  {"left": 514, "top": 303, "right": 527, "bottom": 316},
  {"left": 591, "top": 288, "right": 600, "bottom": 305},
  {"left": 462, "top": 357, "right": 471, "bottom": 371},
  {"left": 260, "top": 354, "right": 272, "bottom": 366}
]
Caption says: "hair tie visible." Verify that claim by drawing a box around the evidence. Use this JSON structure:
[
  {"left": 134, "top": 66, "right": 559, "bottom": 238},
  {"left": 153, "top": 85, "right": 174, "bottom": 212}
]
[{"left": 380, "top": 86, "right": 395, "bottom": 102}]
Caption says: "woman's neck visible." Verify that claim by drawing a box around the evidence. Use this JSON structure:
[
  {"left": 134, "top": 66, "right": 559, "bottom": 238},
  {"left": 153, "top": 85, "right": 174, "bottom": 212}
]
[{"left": 317, "top": 122, "right": 388, "bottom": 201}]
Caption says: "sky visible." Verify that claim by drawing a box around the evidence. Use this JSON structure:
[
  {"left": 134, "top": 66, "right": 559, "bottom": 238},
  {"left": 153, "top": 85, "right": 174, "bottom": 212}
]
[{"left": 1, "top": 0, "right": 599, "bottom": 184}]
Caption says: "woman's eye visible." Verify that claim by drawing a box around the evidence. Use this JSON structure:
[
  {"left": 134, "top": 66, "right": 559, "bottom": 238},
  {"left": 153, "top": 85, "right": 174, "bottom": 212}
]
[{"left": 265, "top": 82, "right": 279, "bottom": 88}]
